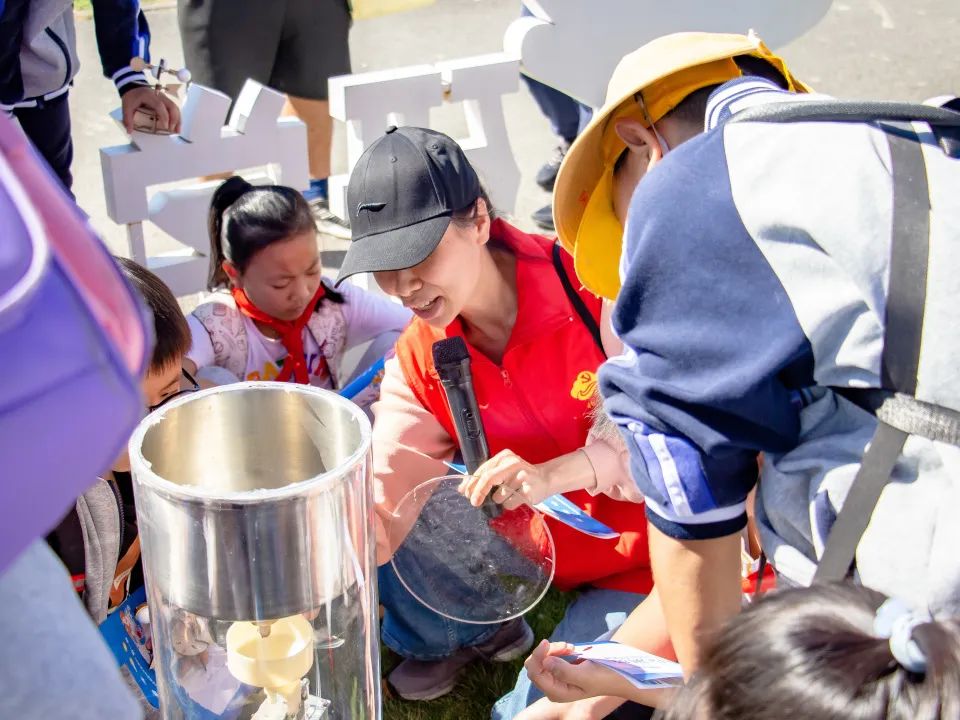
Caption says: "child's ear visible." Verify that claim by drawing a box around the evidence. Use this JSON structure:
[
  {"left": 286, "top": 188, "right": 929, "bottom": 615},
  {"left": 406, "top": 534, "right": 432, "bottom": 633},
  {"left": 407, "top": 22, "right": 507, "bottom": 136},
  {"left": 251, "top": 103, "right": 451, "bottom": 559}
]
[{"left": 614, "top": 118, "right": 663, "bottom": 169}]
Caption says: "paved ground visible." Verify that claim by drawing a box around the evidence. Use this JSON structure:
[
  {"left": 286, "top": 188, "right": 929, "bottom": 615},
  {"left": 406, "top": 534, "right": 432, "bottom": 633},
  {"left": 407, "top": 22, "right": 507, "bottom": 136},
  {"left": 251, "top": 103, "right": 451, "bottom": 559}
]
[{"left": 69, "top": 0, "right": 960, "bottom": 257}]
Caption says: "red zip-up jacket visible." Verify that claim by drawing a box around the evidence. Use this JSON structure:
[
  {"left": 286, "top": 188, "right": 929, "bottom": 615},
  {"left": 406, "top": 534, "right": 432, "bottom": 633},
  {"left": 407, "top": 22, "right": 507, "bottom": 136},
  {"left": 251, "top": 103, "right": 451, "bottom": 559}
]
[{"left": 393, "top": 219, "right": 651, "bottom": 593}]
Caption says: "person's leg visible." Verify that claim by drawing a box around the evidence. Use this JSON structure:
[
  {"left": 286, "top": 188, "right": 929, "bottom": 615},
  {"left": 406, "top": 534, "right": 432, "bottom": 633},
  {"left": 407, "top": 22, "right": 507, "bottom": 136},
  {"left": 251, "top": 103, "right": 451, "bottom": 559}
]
[
  {"left": 269, "top": 0, "right": 351, "bottom": 213},
  {"left": 177, "top": 0, "right": 285, "bottom": 181},
  {"left": 522, "top": 76, "right": 592, "bottom": 230},
  {"left": 380, "top": 522, "right": 536, "bottom": 700},
  {"left": 522, "top": 73, "right": 583, "bottom": 150},
  {"left": 491, "top": 588, "right": 646, "bottom": 720},
  {"left": 380, "top": 560, "right": 533, "bottom": 701},
  {"left": 519, "top": 3, "right": 591, "bottom": 231},
  {"left": 523, "top": 75, "right": 587, "bottom": 232},
  {"left": 177, "top": 0, "right": 283, "bottom": 104},
  {"left": 13, "top": 94, "right": 74, "bottom": 193},
  {"left": 519, "top": 3, "right": 580, "bottom": 145},
  {"left": 281, "top": 96, "right": 334, "bottom": 183},
  {"left": 378, "top": 561, "right": 497, "bottom": 662}
]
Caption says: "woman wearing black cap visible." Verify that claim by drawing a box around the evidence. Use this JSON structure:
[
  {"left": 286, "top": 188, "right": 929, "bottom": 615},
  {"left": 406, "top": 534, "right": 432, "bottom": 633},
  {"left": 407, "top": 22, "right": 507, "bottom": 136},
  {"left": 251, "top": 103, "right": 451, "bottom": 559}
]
[{"left": 337, "top": 126, "right": 663, "bottom": 708}]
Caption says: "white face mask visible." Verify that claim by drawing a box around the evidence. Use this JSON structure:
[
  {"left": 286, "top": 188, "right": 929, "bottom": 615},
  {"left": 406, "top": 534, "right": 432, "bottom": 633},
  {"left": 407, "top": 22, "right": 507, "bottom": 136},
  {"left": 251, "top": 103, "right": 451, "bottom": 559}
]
[
  {"left": 636, "top": 93, "right": 670, "bottom": 156},
  {"left": 619, "top": 218, "right": 630, "bottom": 285},
  {"left": 650, "top": 123, "right": 670, "bottom": 156}
]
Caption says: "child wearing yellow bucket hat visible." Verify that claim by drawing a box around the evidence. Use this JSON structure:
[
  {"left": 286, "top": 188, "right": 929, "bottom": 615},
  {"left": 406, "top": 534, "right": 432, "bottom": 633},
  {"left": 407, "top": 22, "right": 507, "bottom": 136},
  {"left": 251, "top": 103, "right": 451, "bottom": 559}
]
[
  {"left": 524, "top": 25, "right": 960, "bottom": 720},
  {"left": 494, "top": 33, "right": 810, "bottom": 720},
  {"left": 553, "top": 31, "right": 807, "bottom": 301}
]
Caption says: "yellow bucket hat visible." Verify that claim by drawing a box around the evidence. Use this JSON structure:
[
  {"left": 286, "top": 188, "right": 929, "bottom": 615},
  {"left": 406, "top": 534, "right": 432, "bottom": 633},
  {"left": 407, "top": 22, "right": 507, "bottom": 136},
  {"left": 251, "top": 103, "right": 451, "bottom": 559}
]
[{"left": 553, "top": 32, "right": 808, "bottom": 299}]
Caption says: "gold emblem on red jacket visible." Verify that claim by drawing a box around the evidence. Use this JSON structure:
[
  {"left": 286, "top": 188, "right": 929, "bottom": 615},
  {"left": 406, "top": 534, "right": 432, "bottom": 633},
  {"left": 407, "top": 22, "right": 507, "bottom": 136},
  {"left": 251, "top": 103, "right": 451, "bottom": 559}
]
[{"left": 570, "top": 370, "right": 598, "bottom": 403}]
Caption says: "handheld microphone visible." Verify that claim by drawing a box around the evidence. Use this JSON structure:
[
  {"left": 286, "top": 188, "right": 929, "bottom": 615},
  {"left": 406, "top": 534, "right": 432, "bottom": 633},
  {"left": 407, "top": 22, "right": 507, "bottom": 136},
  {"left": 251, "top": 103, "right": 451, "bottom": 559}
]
[{"left": 432, "top": 337, "right": 489, "bottom": 475}]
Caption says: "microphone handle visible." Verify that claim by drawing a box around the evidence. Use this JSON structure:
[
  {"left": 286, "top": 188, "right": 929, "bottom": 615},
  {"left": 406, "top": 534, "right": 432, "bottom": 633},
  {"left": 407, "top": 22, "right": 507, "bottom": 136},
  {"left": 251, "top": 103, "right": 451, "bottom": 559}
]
[
  {"left": 439, "top": 376, "right": 502, "bottom": 517},
  {"left": 441, "top": 377, "right": 490, "bottom": 474}
]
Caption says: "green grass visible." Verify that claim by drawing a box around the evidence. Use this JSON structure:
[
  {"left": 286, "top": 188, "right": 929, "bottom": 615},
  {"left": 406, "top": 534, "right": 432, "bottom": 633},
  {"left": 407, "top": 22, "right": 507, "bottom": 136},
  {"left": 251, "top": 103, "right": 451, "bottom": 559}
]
[{"left": 381, "top": 589, "right": 572, "bottom": 720}]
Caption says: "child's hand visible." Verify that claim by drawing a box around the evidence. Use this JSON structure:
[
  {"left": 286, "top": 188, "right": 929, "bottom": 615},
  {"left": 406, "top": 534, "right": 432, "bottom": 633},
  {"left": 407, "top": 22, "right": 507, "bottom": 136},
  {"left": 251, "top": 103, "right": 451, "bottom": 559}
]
[
  {"left": 515, "top": 696, "right": 626, "bottom": 720},
  {"left": 122, "top": 85, "right": 182, "bottom": 134},
  {"left": 524, "top": 640, "right": 634, "bottom": 704},
  {"left": 457, "top": 449, "right": 552, "bottom": 509}
]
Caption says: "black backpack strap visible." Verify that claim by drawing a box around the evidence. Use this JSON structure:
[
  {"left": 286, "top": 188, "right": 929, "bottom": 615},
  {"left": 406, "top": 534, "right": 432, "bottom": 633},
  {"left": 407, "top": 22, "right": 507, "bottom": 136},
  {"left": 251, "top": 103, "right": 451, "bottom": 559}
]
[
  {"left": 813, "top": 123, "right": 931, "bottom": 583},
  {"left": 729, "top": 99, "right": 960, "bottom": 157},
  {"left": 729, "top": 99, "right": 960, "bottom": 126},
  {"left": 551, "top": 242, "right": 606, "bottom": 357}
]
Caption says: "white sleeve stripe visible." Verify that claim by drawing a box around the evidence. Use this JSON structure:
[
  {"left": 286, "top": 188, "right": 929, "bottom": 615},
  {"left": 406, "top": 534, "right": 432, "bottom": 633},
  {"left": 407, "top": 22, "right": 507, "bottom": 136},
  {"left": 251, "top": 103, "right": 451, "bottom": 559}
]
[
  {"left": 705, "top": 80, "right": 777, "bottom": 128},
  {"left": 42, "top": 86, "right": 70, "bottom": 102},
  {"left": 647, "top": 432, "right": 693, "bottom": 516},
  {"left": 645, "top": 497, "right": 748, "bottom": 526},
  {"left": 115, "top": 73, "right": 147, "bottom": 90},
  {"left": 111, "top": 66, "right": 136, "bottom": 81}
]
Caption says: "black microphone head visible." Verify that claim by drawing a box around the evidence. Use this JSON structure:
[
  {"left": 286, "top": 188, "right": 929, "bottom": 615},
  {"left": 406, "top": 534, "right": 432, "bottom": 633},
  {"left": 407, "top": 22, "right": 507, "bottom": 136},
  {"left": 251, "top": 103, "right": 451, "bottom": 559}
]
[{"left": 432, "top": 336, "right": 469, "bottom": 368}]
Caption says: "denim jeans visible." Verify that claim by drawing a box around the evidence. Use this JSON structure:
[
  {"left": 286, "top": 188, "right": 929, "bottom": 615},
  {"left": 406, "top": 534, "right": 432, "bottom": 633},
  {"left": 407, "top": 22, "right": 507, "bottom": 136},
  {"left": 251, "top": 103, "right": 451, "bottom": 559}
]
[
  {"left": 379, "top": 457, "right": 554, "bottom": 661},
  {"left": 491, "top": 588, "right": 647, "bottom": 720},
  {"left": 378, "top": 561, "right": 501, "bottom": 661}
]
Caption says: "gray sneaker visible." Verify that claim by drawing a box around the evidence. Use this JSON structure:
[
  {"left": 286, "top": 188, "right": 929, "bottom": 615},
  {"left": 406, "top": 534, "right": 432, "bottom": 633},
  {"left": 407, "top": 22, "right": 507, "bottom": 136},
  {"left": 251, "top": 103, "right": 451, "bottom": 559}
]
[
  {"left": 531, "top": 204, "right": 555, "bottom": 232},
  {"left": 310, "top": 199, "right": 352, "bottom": 241},
  {"left": 474, "top": 616, "right": 535, "bottom": 662},
  {"left": 387, "top": 649, "right": 476, "bottom": 701},
  {"left": 536, "top": 141, "right": 571, "bottom": 192},
  {"left": 387, "top": 618, "right": 535, "bottom": 701}
]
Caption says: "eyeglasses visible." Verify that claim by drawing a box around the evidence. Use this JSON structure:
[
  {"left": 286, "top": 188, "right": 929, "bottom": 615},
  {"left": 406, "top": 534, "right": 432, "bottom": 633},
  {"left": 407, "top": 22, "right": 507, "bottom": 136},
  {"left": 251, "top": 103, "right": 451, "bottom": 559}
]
[{"left": 148, "top": 369, "right": 201, "bottom": 412}]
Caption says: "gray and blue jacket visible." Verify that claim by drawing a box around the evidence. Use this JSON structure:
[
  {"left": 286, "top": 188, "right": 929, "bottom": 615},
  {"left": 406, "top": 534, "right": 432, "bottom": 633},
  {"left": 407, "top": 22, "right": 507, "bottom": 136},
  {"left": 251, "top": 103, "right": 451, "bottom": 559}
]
[
  {"left": 601, "top": 77, "right": 960, "bottom": 617},
  {"left": 0, "top": 0, "right": 150, "bottom": 110}
]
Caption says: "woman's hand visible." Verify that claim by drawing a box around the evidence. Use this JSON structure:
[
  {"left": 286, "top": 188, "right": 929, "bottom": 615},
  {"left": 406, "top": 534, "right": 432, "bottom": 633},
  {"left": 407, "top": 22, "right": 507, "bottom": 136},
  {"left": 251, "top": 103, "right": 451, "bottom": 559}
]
[
  {"left": 457, "top": 449, "right": 554, "bottom": 510},
  {"left": 524, "top": 640, "right": 636, "bottom": 704}
]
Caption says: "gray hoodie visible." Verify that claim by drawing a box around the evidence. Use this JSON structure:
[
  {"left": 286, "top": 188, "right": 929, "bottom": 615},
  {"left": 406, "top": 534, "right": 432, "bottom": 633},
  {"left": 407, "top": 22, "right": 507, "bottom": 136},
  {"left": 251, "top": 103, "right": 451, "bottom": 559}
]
[{"left": 73, "top": 477, "right": 159, "bottom": 718}]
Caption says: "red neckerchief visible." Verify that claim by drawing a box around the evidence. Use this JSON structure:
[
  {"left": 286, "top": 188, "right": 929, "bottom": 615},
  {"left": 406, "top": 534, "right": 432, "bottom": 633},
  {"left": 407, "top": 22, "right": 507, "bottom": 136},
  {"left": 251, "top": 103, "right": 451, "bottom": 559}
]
[{"left": 231, "top": 285, "right": 326, "bottom": 384}]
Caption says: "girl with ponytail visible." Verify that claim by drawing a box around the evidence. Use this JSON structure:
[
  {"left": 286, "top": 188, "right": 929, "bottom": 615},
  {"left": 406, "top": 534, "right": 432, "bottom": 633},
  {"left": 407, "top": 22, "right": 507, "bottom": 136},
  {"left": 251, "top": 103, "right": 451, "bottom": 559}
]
[
  {"left": 660, "top": 583, "right": 960, "bottom": 720},
  {"left": 185, "top": 177, "right": 410, "bottom": 403},
  {"left": 528, "top": 584, "right": 959, "bottom": 720}
]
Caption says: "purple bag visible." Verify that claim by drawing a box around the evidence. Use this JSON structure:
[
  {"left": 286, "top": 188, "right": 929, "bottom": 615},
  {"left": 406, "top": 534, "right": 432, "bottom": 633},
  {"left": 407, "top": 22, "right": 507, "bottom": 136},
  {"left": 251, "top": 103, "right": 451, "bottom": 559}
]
[{"left": 0, "top": 115, "right": 150, "bottom": 574}]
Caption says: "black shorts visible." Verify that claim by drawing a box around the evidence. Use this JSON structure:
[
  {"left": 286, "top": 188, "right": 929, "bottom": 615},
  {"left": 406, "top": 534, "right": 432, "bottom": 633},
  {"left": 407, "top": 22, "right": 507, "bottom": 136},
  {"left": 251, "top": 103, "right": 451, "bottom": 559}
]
[{"left": 178, "top": 0, "right": 352, "bottom": 102}]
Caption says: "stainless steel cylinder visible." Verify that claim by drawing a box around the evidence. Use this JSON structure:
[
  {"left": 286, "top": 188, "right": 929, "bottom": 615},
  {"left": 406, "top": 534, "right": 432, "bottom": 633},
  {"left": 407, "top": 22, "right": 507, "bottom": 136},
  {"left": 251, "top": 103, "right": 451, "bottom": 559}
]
[
  {"left": 130, "top": 383, "right": 380, "bottom": 719},
  {"left": 129, "top": 382, "right": 372, "bottom": 620}
]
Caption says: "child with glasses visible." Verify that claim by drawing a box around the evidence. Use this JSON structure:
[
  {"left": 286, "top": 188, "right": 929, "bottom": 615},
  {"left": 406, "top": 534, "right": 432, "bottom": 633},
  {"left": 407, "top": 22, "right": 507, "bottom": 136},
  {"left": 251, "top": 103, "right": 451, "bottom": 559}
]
[{"left": 46, "top": 257, "right": 194, "bottom": 628}]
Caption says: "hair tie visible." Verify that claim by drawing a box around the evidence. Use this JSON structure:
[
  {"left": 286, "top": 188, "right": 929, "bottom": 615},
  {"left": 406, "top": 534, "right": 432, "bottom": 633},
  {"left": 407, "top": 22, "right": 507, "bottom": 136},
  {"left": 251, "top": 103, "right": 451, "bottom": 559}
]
[{"left": 873, "top": 597, "right": 930, "bottom": 674}]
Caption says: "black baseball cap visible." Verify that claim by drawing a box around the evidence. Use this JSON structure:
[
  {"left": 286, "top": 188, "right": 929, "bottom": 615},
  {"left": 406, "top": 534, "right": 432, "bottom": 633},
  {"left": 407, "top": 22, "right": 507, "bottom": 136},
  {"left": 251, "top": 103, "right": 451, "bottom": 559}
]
[{"left": 335, "top": 126, "right": 481, "bottom": 285}]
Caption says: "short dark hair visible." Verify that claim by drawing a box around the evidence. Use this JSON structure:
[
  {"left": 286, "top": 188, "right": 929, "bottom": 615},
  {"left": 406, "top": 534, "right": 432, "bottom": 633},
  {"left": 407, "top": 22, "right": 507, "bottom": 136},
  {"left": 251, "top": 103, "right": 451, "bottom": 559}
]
[
  {"left": 661, "top": 55, "right": 791, "bottom": 128},
  {"left": 115, "top": 257, "right": 191, "bottom": 372},
  {"left": 613, "top": 56, "right": 790, "bottom": 178},
  {"left": 662, "top": 583, "right": 960, "bottom": 720}
]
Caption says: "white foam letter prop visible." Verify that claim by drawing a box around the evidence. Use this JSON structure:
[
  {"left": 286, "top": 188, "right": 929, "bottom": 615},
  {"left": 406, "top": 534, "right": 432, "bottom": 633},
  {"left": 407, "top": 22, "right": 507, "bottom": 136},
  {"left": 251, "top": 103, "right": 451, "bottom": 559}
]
[
  {"left": 507, "top": 0, "right": 833, "bottom": 108},
  {"left": 328, "top": 66, "right": 443, "bottom": 220},
  {"left": 437, "top": 53, "right": 521, "bottom": 215},
  {"left": 100, "top": 80, "right": 309, "bottom": 296}
]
